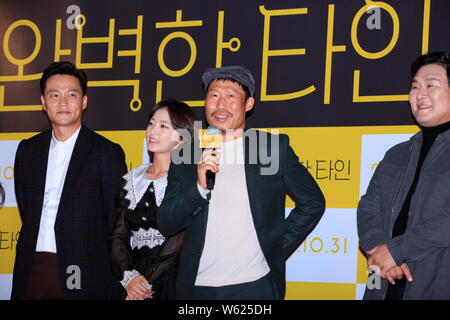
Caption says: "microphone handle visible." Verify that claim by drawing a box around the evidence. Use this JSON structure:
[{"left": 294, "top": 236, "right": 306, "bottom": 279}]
[
  {"left": 204, "top": 147, "right": 217, "bottom": 190},
  {"left": 206, "top": 170, "right": 215, "bottom": 190},
  {"left": 206, "top": 148, "right": 216, "bottom": 191}
]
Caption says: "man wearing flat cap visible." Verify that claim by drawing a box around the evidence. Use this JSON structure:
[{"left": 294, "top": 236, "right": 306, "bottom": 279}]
[{"left": 158, "top": 65, "right": 325, "bottom": 299}]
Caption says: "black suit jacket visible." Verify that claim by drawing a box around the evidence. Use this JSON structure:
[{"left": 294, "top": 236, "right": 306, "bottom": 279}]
[
  {"left": 157, "top": 129, "right": 325, "bottom": 299},
  {"left": 11, "top": 125, "right": 127, "bottom": 299}
]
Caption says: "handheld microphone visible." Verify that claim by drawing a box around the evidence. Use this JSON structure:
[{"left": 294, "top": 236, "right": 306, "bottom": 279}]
[{"left": 203, "top": 126, "right": 222, "bottom": 190}]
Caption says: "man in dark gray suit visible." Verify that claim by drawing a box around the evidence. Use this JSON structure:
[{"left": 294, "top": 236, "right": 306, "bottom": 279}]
[
  {"left": 158, "top": 66, "right": 325, "bottom": 299},
  {"left": 12, "top": 61, "right": 127, "bottom": 299},
  {"left": 358, "top": 52, "right": 450, "bottom": 299}
]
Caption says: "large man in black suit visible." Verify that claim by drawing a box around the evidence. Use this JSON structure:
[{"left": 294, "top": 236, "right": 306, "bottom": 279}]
[
  {"left": 157, "top": 66, "right": 325, "bottom": 299},
  {"left": 11, "top": 61, "right": 127, "bottom": 299}
]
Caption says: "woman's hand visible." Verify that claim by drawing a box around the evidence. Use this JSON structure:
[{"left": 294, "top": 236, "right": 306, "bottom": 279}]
[{"left": 125, "top": 275, "right": 153, "bottom": 300}]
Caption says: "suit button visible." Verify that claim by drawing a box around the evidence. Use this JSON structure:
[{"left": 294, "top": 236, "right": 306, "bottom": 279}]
[{"left": 193, "top": 207, "right": 202, "bottom": 216}]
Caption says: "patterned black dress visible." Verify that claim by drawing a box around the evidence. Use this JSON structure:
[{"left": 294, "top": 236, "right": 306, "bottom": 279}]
[{"left": 110, "top": 165, "right": 184, "bottom": 300}]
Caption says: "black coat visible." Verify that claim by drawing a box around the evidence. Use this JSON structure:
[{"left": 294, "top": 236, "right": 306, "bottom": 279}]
[
  {"left": 157, "top": 129, "right": 325, "bottom": 299},
  {"left": 11, "top": 125, "right": 127, "bottom": 299}
]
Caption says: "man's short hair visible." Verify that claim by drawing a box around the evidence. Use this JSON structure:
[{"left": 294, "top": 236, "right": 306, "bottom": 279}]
[
  {"left": 411, "top": 52, "right": 450, "bottom": 86},
  {"left": 40, "top": 61, "right": 88, "bottom": 95}
]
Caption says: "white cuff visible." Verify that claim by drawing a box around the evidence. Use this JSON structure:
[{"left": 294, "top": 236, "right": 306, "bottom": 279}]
[
  {"left": 120, "top": 269, "right": 141, "bottom": 288},
  {"left": 197, "top": 183, "right": 210, "bottom": 199}
]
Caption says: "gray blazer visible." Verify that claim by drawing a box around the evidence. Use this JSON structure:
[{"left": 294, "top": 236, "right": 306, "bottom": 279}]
[{"left": 358, "top": 128, "right": 450, "bottom": 299}]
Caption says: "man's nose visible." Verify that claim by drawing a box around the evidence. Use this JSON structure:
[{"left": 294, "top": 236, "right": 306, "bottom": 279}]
[
  {"left": 59, "top": 94, "right": 68, "bottom": 105},
  {"left": 216, "top": 95, "right": 227, "bottom": 109},
  {"left": 417, "top": 85, "right": 428, "bottom": 99}
]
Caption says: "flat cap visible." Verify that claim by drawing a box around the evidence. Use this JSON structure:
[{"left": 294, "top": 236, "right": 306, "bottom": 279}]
[{"left": 201, "top": 65, "right": 255, "bottom": 97}]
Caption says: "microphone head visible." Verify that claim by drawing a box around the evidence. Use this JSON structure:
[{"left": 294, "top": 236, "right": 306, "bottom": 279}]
[
  {"left": 205, "top": 125, "right": 221, "bottom": 136},
  {"left": 201, "top": 126, "right": 222, "bottom": 149}
]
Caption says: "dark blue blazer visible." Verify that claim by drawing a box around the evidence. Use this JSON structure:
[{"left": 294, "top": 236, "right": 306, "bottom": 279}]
[{"left": 11, "top": 125, "right": 127, "bottom": 299}]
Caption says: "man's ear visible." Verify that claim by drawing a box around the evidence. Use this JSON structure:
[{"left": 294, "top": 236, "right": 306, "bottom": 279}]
[
  {"left": 41, "top": 95, "right": 46, "bottom": 111},
  {"left": 82, "top": 95, "right": 88, "bottom": 111},
  {"left": 245, "top": 97, "right": 255, "bottom": 112}
]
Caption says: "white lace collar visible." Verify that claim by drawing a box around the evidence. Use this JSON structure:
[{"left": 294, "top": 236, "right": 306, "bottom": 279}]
[{"left": 122, "top": 164, "right": 168, "bottom": 210}]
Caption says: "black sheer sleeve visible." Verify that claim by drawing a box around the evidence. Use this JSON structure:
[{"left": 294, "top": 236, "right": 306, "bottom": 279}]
[
  {"left": 110, "top": 179, "right": 135, "bottom": 281},
  {"left": 144, "top": 230, "right": 185, "bottom": 299}
]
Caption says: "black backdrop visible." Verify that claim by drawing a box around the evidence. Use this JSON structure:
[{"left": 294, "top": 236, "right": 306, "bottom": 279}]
[{"left": 0, "top": 0, "right": 449, "bottom": 133}]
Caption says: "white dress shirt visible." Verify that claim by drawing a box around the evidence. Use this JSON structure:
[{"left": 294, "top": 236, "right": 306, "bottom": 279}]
[{"left": 35, "top": 127, "right": 81, "bottom": 253}]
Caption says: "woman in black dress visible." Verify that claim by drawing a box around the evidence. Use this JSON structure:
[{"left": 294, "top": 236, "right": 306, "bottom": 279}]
[{"left": 110, "top": 99, "right": 196, "bottom": 300}]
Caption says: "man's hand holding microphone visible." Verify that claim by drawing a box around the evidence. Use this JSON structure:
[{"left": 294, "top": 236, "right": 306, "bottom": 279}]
[{"left": 197, "top": 126, "right": 222, "bottom": 191}]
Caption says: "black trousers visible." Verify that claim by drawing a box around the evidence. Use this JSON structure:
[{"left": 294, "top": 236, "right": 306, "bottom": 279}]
[
  {"left": 192, "top": 272, "right": 278, "bottom": 300},
  {"left": 24, "top": 252, "right": 64, "bottom": 300}
]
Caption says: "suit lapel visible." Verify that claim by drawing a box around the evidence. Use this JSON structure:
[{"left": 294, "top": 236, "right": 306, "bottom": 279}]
[
  {"left": 58, "top": 125, "right": 94, "bottom": 211},
  {"left": 244, "top": 129, "right": 263, "bottom": 229},
  {"left": 31, "top": 131, "right": 52, "bottom": 227}
]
